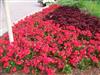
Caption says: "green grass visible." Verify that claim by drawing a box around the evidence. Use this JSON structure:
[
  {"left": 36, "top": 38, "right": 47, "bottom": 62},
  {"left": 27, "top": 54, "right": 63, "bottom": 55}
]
[{"left": 57, "top": 0, "right": 100, "bottom": 17}]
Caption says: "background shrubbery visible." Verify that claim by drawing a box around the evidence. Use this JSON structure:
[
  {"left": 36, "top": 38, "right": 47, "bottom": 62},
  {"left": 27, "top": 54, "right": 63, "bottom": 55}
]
[{"left": 57, "top": 0, "right": 100, "bottom": 17}]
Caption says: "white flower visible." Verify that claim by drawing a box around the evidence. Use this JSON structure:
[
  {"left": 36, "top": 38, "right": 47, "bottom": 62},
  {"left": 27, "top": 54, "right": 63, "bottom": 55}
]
[{"left": 43, "top": 0, "right": 56, "bottom": 3}]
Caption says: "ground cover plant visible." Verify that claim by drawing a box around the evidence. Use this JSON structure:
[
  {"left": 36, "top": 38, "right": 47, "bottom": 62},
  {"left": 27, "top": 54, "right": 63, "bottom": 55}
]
[
  {"left": 0, "top": 4, "right": 100, "bottom": 75},
  {"left": 44, "top": 6, "right": 100, "bottom": 34}
]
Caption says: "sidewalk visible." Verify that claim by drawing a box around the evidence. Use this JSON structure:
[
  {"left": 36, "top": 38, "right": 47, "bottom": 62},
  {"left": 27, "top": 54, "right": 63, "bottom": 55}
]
[{"left": 0, "top": 0, "right": 44, "bottom": 36}]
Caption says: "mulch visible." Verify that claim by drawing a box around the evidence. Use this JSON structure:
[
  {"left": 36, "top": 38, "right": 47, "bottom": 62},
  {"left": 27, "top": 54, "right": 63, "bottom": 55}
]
[{"left": 1, "top": 67, "right": 100, "bottom": 75}]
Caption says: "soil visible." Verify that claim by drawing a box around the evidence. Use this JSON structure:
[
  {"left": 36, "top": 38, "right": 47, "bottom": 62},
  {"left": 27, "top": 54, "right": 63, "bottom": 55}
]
[{"left": 1, "top": 67, "right": 100, "bottom": 75}]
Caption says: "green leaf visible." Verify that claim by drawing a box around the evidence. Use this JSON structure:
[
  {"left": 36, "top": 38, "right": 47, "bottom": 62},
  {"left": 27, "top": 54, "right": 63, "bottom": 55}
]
[
  {"left": 3, "top": 51, "right": 6, "bottom": 56},
  {"left": 25, "top": 49, "right": 34, "bottom": 59},
  {"left": 98, "top": 62, "right": 100, "bottom": 67},
  {"left": 44, "top": 32, "right": 48, "bottom": 36},
  {"left": 63, "top": 64, "right": 72, "bottom": 73},
  {"left": 34, "top": 21, "right": 39, "bottom": 27},
  {"left": 30, "top": 66, "right": 34, "bottom": 71},
  {"left": 73, "top": 46, "right": 83, "bottom": 51},
  {"left": 54, "top": 52, "right": 58, "bottom": 57},
  {"left": 3, "top": 67, "right": 11, "bottom": 73},
  {"left": 26, "top": 53, "right": 34, "bottom": 59},
  {"left": 9, "top": 61, "right": 16, "bottom": 67},
  {"left": 49, "top": 63, "right": 56, "bottom": 68},
  {"left": 78, "top": 58, "right": 92, "bottom": 70},
  {"left": 78, "top": 34, "right": 90, "bottom": 41},
  {"left": 35, "top": 68, "right": 40, "bottom": 75},
  {"left": 0, "top": 62, "right": 3, "bottom": 66},
  {"left": 85, "top": 36, "right": 90, "bottom": 41},
  {"left": 16, "top": 65, "right": 23, "bottom": 70}
]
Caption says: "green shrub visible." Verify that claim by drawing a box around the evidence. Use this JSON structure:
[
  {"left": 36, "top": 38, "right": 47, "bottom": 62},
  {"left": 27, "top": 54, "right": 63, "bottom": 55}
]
[{"left": 57, "top": 0, "right": 100, "bottom": 17}]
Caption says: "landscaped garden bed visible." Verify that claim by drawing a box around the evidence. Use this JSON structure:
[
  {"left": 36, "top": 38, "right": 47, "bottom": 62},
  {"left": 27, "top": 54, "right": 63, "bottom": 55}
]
[{"left": 0, "top": 4, "right": 100, "bottom": 75}]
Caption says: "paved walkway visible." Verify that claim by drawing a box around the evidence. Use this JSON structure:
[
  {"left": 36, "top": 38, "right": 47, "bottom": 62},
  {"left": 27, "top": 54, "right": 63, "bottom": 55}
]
[{"left": 0, "top": 0, "right": 44, "bottom": 36}]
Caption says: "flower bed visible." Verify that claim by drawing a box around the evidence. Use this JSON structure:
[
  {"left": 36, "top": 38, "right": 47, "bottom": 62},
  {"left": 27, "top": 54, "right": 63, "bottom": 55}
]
[{"left": 0, "top": 5, "right": 100, "bottom": 75}]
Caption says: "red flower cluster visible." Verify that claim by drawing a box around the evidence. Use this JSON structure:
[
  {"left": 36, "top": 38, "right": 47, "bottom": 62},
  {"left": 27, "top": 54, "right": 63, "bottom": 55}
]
[{"left": 0, "top": 5, "right": 100, "bottom": 74}]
